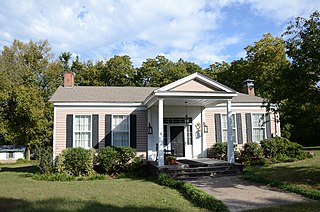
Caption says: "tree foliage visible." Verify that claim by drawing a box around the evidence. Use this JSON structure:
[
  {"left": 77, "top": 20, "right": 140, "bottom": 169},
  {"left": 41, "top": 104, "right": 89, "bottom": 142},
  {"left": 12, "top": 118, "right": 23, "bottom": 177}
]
[{"left": 0, "top": 40, "right": 62, "bottom": 158}]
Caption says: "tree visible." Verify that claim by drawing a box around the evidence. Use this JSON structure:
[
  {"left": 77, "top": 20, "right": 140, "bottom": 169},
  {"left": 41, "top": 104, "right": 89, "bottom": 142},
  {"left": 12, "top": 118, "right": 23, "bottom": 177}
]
[
  {"left": 101, "top": 55, "right": 135, "bottom": 86},
  {"left": 0, "top": 40, "right": 61, "bottom": 159},
  {"left": 278, "top": 11, "right": 320, "bottom": 146}
]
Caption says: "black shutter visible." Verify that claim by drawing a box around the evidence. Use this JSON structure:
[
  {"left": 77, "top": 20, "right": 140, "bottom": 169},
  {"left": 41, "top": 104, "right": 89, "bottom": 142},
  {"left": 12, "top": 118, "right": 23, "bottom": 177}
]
[
  {"left": 214, "top": 114, "right": 222, "bottom": 142},
  {"left": 246, "top": 113, "right": 252, "bottom": 142},
  {"left": 92, "top": 114, "right": 99, "bottom": 149},
  {"left": 130, "top": 114, "right": 137, "bottom": 149},
  {"left": 266, "top": 113, "right": 272, "bottom": 139},
  {"left": 66, "top": 114, "right": 73, "bottom": 148},
  {"left": 236, "top": 113, "right": 243, "bottom": 144},
  {"left": 105, "top": 114, "right": 112, "bottom": 147}
]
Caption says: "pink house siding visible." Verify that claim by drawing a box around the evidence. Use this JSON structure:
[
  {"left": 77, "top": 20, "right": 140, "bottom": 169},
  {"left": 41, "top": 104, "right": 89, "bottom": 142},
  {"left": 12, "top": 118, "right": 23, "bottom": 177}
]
[{"left": 54, "top": 107, "right": 148, "bottom": 158}]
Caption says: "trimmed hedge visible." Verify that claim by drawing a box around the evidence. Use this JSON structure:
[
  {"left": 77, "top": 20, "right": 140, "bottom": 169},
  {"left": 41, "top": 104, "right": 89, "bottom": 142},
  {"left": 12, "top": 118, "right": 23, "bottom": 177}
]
[
  {"left": 158, "top": 174, "right": 229, "bottom": 212},
  {"left": 240, "top": 142, "right": 266, "bottom": 165},
  {"left": 37, "top": 146, "right": 55, "bottom": 174}
]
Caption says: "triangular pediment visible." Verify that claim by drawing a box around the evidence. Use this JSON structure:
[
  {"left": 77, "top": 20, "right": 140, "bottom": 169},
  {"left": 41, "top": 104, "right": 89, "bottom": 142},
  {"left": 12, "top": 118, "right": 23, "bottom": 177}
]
[
  {"left": 170, "top": 79, "right": 223, "bottom": 92},
  {"left": 156, "top": 73, "right": 234, "bottom": 93}
]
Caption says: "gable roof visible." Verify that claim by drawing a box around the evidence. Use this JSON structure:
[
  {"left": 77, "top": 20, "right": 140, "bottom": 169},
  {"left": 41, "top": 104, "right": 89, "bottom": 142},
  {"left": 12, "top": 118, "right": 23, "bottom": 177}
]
[
  {"left": 156, "top": 73, "right": 235, "bottom": 93},
  {"left": 49, "top": 86, "right": 158, "bottom": 103},
  {"left": 49, "top": 73, "right": 264, "bottom": 105}
]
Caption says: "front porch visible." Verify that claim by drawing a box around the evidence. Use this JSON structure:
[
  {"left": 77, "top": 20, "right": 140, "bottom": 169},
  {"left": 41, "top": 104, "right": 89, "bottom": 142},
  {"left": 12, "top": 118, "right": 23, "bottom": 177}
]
[{"left": 145, "top": 73, "right": 238, "bottom": 166}]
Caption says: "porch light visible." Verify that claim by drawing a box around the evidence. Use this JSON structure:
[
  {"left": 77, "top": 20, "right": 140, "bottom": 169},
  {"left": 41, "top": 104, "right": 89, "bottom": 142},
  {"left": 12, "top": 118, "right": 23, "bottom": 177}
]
[
  {"left": 195, "top": 122, "right": 201, "bottom": 130},
  {"left": 148, "top": 122, "right": 153, "bottom": 134},
  {"left": 203, "top": 122, "right": 208, "bottom": 133}
]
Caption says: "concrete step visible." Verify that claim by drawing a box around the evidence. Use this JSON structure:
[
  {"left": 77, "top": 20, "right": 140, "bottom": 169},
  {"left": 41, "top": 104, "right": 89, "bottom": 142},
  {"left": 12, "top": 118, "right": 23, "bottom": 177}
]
[{"left": 171, "top": 169, "right": 238, "bottom": 180}]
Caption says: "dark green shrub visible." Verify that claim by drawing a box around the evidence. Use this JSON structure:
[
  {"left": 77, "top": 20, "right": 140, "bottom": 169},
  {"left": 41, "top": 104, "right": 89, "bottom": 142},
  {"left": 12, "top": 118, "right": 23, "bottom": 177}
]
[
  {"left": 97, "top": 146, "right": 141, "bottom": 175},
  {"left": 240, "top": 142, "right": 264, "bottom": 165},
  {"left": 37, "top": 147, "right": 54, "bottom": 174},
  {"left": 260, "top": 137, "right": 307, "bottom": 162},
  {"left": 97, "top": 146, "right": 118, "bottom": 174},
  {"left": 58, "top": 148, "right": 95, "bottom": 176},
  {"left": 157, "top": 174, "right": 228, "bottom": 211},
  {"left": 212, "top": 142, "right": 227, "bottom": 160}
]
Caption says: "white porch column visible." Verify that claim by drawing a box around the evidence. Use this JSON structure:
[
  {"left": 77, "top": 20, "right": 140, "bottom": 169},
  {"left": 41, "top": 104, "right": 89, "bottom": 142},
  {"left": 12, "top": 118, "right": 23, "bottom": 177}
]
[
  {"left": 158, "top": 99, "right": 164, "bottom": 166},
  {"left": 227, "top": 100, "right": 234, "bottom": 163}
]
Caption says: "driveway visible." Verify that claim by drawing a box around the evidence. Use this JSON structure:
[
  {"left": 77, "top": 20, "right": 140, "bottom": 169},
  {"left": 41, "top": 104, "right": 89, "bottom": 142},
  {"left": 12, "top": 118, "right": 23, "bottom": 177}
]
[{"left": 185, "top": 176, "right": 310, "bottom": 212}]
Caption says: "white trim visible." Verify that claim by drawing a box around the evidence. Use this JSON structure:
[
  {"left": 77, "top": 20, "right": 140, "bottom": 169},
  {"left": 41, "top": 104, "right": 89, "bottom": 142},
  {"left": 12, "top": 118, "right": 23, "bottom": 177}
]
[
  {"left": 73, "top": 114, "right": 92, "bottom": 149},
  {"left": 111, "top": 114, "right": 130, "bottom": 147},
  {"left": 54, "top": 102, "right": 143, "bottom": 107},
  {"left": 55, "top": 106, "right": 146, "bottom": 110},
  {"left": 214, "top": 103, "right": 265, "bottom": 107},
  {"left": 53, "top": 106, "right": 57, "bottom": 158},
  {"left": 154, "top": 91, "right": 237, "bottom": 97}
]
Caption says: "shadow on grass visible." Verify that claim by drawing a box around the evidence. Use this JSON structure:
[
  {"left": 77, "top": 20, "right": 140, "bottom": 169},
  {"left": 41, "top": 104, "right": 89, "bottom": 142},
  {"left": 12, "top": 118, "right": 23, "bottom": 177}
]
[
  {"left": 0, "top": 197, "right": 174, "bottom": 212},
  {"left": 0, "top": 165, "right": 39, "bottom": 174}
]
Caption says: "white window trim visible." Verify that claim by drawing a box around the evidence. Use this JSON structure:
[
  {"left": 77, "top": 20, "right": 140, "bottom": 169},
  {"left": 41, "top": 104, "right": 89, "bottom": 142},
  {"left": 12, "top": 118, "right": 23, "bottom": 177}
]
[
  {"left": 73, "top": 114, "right": 92, "bottom": 149},
  {"left": 251, "top": 113, "right": 267, "bottom": 142},
  {"left": 111, "top": 114, "right": 130, "bottom": 147},
  {"left": 221, "top": 113, "right": 237, "bottom": 144}
]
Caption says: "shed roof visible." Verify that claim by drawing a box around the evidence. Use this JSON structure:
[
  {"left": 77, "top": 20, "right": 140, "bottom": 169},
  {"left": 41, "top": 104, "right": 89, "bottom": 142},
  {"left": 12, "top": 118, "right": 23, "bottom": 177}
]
[{"left": 0, "top": 145, "right": 25, "bottom": 152}]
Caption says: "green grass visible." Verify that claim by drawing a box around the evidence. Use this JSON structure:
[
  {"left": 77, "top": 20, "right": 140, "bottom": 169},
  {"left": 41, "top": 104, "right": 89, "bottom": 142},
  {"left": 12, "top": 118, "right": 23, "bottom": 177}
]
[
  {"left": 0, "top": 163, "right": 206, "bottom": 211},
  {"left": 243, "top": 150, "right": 320, "bottom": 211},
  {"left": 244, "top": 150, "right": 320, "bottom": 191}
]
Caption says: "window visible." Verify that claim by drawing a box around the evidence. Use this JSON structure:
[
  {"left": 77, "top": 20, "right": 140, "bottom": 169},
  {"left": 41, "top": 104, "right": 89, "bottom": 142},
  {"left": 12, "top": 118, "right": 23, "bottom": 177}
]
[
  {"left": 186, "top": 124, "right": 192, "bottom": 145},
  {"left": 112, "top": 115, "right": 130, "bottom": 146},
  {"left": 8, "top": 152, "right": 14, "bottom": 159},
  {"left": 252, "top": 113, "right": 266, "bottom": 142},
  {"left": 221, "top": 114, "right": 237, "bottom": 143},
  {"left": 163, "top": 125, "right": 168, "bottom": 145},
  {"left": 74, "top": 115, "right": 91, "bottom": 148}
]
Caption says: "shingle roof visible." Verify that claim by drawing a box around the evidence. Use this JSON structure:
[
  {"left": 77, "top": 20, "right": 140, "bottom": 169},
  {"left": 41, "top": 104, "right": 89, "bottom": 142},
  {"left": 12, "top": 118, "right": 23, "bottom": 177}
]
[
  {"left": 49, "top": 86, "right": 158, "bottom": 103},
  {"left": 49, "top": 86, "right": 264, "bottom": 104},
  {"left": 232, "top": 93, "right": 264, "bottom": 103}
]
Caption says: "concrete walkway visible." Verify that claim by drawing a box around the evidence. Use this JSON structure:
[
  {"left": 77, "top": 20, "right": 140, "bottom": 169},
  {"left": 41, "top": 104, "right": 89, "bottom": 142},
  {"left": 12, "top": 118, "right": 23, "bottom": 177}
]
[{"left": 186, "top": 176, "right": 310, "bottom": 212}]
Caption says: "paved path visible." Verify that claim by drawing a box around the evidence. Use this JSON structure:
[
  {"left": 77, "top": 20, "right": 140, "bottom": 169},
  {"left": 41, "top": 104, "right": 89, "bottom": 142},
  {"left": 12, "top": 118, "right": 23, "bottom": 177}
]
[{"left": 186, "top": 176, "right": 310, "bottom": 212}]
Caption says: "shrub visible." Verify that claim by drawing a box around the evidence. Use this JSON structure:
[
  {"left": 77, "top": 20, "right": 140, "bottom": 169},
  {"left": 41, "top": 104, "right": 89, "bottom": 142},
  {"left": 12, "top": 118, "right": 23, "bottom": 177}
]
[
  {"left": 157, "top": 174, "right": 228, "bottom": 211},
  {"left": 240, "top": 142, "right": 264, "bottom": 165},
  {"left": 37, "top": 146, "right": 55, "bottom": 174},
  {"left": 97, "top": 146, "right": 141, "bottom": 175},
  {"left": 212, "top": 142, "right": 227, "bottom": 160},
  {"left": 57, "top": 148, "right": 95, "bottom": 176},
  {"left": 260, "top": 137, "right": 307, "bottom": 162}
]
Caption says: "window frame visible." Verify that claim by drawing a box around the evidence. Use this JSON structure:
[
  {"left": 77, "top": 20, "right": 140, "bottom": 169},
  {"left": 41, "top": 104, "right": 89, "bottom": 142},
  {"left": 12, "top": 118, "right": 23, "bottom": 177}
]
[
  {"left": 7, "top": 152, "right": 14, "bottom": 159},
  {"left": 221, "top": 113, "right": 237, "bottom": 144},
  {"left": 73, "top": 114, "right": 92, "bottom": 149},
  {"left": 251, "top": 113, "right": 267, "bottom": 142},
  {"left": 111, "top": 114, "right": 130, "bottom": 147}
]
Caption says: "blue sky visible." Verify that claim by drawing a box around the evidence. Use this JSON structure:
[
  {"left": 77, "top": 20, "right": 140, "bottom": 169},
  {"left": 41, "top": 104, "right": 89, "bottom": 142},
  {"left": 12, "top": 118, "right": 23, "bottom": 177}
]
[{"left": 0, "top": 0, "right": 319, "bottom": 68}]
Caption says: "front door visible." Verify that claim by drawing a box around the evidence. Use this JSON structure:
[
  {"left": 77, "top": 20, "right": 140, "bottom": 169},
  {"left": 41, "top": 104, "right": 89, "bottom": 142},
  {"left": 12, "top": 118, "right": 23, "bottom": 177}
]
[{"left": 170, "top": 126, "right": 185, "bottom": 157}]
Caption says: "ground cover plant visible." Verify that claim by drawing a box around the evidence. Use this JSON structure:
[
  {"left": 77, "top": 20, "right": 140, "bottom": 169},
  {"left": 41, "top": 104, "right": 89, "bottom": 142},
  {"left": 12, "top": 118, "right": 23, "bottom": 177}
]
[
  {"left": 243, "top": 150, "right": 320, "bottom": 200},
  {"left": 0, "top": 163, "right": 207, "bottom": 211}
]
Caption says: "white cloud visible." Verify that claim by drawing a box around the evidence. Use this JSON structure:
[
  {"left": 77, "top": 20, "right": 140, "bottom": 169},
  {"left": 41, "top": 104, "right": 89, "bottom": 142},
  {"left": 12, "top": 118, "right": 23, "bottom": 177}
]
[{"left": 0, "top": 0, "right": 318, "bottom": 68}]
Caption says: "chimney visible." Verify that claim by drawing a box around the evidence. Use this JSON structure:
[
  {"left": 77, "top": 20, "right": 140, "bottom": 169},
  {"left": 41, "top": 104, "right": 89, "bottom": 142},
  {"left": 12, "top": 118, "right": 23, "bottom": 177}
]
[
  {"left": 243, "top": 79, "right": 255, "bottom": 96},
  {"left": 63, "top": 72, "right": 75, "bottom": 87}
]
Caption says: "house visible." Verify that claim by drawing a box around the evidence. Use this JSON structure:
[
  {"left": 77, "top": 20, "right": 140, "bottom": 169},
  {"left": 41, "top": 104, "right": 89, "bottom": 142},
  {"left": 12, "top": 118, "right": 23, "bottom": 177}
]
[
  {"left": 49, "top": 72, "right": 280, "bottom": 166},
  {"left": 0, "top": 145, "right": 25, "bottom": 161}
]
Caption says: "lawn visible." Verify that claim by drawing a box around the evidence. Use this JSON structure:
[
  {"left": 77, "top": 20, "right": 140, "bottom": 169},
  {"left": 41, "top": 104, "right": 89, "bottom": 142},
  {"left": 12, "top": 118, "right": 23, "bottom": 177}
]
[
  {"left": 243, "top": 150, "right": 320, "bottom": 212},
  {"left": 0, "top": 163, "right": 205, "bottom": 211},
  {"left": 245, "top": 150, "right": 320, "bottom": 191}
]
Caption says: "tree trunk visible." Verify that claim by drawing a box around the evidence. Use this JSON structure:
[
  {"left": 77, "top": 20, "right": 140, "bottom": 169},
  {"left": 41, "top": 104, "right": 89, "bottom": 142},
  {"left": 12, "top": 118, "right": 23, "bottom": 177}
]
[{"left": 25, "top": 146, "right": 30, "bottom": 161}]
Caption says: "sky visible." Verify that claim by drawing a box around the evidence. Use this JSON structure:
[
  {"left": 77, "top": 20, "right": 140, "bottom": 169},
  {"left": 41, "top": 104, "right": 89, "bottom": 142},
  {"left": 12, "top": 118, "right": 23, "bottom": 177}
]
[{"left": 0, "top": 0, "right": 319, "bottom": 68}]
